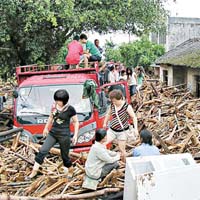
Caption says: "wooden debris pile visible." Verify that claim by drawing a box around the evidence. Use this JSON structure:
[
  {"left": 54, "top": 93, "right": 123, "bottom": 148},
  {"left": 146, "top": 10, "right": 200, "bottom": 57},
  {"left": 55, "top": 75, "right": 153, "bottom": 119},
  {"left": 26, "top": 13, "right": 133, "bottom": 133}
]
[
  {"left": 129, "top": 81, "right": 200, "bottom": 157},
  {"left": 0, "top": 129, "right": 124, "bottom": 200},
  {"left": 0, "top": 80, "right": 15, "bottom": 131},
  {"left": 1, "top": 80, "right": 200, "bottom": 199}
]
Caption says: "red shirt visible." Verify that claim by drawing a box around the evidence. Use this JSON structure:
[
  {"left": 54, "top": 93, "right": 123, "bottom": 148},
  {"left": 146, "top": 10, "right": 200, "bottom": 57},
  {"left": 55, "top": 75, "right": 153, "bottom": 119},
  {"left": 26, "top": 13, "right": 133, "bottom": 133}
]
[{"left": 66, "top": 40, "right": 83, "bottom": 65}]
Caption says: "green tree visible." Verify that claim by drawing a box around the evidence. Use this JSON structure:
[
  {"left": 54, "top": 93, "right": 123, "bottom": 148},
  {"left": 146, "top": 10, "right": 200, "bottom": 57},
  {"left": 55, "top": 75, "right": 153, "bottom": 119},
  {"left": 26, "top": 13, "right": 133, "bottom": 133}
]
[
  {"left": 105, "top": 37, "right": 165, "bottom": 67},
  {"left": 104, "top": 40, "right": 122, "bottom": 62},
  {"left": 0, "top": 0, "right": 168, "bottom": 77}
]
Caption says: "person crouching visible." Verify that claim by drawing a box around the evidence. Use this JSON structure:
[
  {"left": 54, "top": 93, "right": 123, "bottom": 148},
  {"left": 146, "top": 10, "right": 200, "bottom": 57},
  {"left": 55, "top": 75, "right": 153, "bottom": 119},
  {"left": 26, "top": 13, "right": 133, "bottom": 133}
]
[{"left": 85, "top": 129, "right": 120, "bottom": 182}]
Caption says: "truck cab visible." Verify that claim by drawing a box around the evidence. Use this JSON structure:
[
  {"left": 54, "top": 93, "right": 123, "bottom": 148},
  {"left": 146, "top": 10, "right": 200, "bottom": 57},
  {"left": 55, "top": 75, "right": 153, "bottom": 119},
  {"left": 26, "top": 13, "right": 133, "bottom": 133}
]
[{"left": 13, "top": 64, "right": 130, "bottom": 152}]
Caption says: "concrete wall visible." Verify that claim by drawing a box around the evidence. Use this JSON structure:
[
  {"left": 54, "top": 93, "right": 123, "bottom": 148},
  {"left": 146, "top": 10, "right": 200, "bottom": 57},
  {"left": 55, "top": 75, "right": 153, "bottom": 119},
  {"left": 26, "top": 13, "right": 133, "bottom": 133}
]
[
  {"left": 173, "top": 66, "right": 187, "bottom": 86},
  {"left": 150, "top": 17, "right": 200, "bottom": 51},
  {"left": 160, "top": 65, "right": 173, "bottom": 86},
  {"left": 167, "top": 17, "right": 200, "bottom": 51},
  {"left": 160, "top": 64, "right": 200, "bottom": 96},
  {"left": 187, "top": 68, "right": 200, "bottom": 96}
]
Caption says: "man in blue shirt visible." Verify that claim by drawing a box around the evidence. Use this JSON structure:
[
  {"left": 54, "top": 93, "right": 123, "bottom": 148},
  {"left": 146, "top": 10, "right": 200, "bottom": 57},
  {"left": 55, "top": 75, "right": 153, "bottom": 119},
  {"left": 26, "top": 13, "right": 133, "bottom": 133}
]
[{"left": 133, "top": 129, "right": 160, "bottom": 157}]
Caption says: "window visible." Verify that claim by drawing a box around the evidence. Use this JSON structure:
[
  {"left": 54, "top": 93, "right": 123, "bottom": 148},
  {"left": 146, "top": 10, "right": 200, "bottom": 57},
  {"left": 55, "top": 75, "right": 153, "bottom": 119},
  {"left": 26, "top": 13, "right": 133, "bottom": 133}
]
[
  {"left": 17, "top": 84, "right": 92, "bottom": 122},
  {"left": 163, "top": 70, "right": 168, "bottom": 85}
]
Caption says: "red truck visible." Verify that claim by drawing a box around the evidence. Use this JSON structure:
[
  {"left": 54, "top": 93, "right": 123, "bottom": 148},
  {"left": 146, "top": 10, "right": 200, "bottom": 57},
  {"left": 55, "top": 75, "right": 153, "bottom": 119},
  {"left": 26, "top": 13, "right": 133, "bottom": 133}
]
[{"left": 13, "top": 64, "right": 130, "bottom": 152}]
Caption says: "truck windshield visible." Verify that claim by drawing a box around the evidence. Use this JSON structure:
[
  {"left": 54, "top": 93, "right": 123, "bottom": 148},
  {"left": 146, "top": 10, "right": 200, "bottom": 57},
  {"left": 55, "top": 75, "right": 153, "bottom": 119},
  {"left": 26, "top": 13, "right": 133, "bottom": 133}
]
[{"left": 16, "top": 84, "right": 92, "bottom": 121}]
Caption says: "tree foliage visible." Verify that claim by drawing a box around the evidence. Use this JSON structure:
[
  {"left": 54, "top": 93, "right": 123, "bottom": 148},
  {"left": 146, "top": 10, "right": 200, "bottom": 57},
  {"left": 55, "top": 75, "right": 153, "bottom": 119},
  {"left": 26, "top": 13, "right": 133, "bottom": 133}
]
[
  {"left": 105, "top": 37, "right": 165, "bottom": 67},
  {"left": 0, "top": 0, "right": 168, "bottom": 76}
]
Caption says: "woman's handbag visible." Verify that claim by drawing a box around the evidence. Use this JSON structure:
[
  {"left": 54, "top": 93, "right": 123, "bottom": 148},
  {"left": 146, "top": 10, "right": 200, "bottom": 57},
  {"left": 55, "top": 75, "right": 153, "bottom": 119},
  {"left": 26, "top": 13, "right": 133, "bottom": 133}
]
[{"left": 114, "top": 105, "right": 137, "bottom": 141}]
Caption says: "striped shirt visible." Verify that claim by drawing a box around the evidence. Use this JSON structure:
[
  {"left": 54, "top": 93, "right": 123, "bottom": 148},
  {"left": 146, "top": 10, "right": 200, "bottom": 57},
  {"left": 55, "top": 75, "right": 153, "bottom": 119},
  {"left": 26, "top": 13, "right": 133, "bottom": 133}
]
[{"left": 110, "top": 102, "right": 129, "bottom": 132}]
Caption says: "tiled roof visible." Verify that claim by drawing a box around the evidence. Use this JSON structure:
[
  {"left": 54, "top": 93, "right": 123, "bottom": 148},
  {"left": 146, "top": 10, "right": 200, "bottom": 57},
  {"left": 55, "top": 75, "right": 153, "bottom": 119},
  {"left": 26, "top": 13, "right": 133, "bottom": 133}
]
[{"left": 156, "top": 38, "right": 200, "bottom": 68}]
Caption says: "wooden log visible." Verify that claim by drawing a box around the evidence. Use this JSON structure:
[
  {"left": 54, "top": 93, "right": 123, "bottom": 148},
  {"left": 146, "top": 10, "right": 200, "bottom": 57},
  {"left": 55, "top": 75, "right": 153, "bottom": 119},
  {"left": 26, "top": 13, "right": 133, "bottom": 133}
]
[
  {"left": 0, "top": 194, "right": 42, "bottom": 200},
  {"left": 187, "top": 124, "right": 199, "bottom": 146},
  {"left": 32, "top": 143, "right": 82, "bottom": 159},
  {"left": 38, "top": 178, "right": 67, "bottom": 197},
  {"left": 0, "top": 144, "right": 34, "bottom": 165},
  {"left": 143, "top": 99, "right": 162, "bottom": 106},
  {"left": 76, "top": 162, "right": 85, "bottom": 172},
  {"left": 99, "top": 169, "right": 117, "bottom": 187},
  {"left": 60, "top": 180, "right": 75, "bottom": 195},
  {"left": 25, "top": 176, "right": 45, "bottom": 195},
  {"left": 11, "top": 132, "right": 21, "bottom": 151},
  {"left": 150, "top": 83, "right": 159, "bottom": 97},
  {"left": 179, "top": 132, "right": 193, "bottom": 153},
  {"left": 162, "top": 83, "right": 186, "bottom": 91},
  {"left": 0, "top": 127, "right": 23, "bottom": 137},
  {"left": 19, "top": 140, "right": 85, "bottom": 160},
  {"left": 152, "top": 132, "right": 171, "bottom": 154},
  {"left": 167, "top": 125, "right": 177, "bottom": 141},
  {"left": 46, "top": 187, "right": 121, "bottom": 200}
]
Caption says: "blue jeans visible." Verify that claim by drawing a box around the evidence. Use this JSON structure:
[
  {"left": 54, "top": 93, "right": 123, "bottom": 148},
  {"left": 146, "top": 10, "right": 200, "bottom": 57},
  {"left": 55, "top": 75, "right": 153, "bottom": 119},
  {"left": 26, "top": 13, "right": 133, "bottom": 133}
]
[{"left": 130, "top": 85, "right": 137, "bottom": 96}]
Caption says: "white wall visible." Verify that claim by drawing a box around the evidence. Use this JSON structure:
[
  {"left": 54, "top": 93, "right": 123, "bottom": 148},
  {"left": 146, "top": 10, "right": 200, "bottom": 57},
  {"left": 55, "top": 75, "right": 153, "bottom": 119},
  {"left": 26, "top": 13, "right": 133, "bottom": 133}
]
[
  {"left": 167, "top": 17, "right": 200, "bottom": 51},
  {"left": 187, "top": 68, "right": 200, "bottom": 96},
  {"left": 160, "top": 65, "right": 173, "bottom": 86}
]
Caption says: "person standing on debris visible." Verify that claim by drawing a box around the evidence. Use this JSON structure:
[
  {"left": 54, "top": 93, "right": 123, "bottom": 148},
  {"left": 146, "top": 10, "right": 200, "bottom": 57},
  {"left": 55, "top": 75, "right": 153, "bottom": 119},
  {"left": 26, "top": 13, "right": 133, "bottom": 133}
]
[
  {"left": 85, "top": 129, "right": 120, "bottom": 181},
  {"left": 66, "top": 35, "right": 87, "bottom": 68},
  {"left": 29, "top": 89, "right": 79, "bottom": 179},
  {"left": 103, "top": 89, "right": 138, "bottom": 162},
  {"left": 119, "top": 70, "right": 127, "bottom": 81},
  {"left": 133, "top": 129, "right": 160, "bottom": 157},
  {"left": 136, "top": 66, "right": 146, "bottom": 90},
  {"left": 126, "top": 67, "right": 137, "bottom": 100},
  {"left": 80, "top": 34, "right": 102, "bottom": 64},
  {"left": 136, "top": 66, "right": 146, "bottom": 99},
  {"left": 108, "top": 65, "right": 116, "bottom": 83}
]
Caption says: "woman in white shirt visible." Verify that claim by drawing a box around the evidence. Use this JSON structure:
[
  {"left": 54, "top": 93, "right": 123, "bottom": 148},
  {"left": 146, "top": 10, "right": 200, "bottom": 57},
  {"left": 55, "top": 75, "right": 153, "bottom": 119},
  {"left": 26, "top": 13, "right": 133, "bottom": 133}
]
[
  {"left": 108, "top": 65, "right": 116, "bottom": 83},
  {"left": 126, "top": 68, "right": 137, "bottom": 98}
]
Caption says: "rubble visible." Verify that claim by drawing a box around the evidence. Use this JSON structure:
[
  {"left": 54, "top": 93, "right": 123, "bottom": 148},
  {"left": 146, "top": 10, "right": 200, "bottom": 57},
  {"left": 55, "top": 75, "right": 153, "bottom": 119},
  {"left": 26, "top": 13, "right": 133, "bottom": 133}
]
[
  {"left": 1, "top": 79, "right": 200, "bottom": 199},
  {"left": 0, "top": 79, "right": 15, "bottom": 131},
  {"left": 0, "top": 130, "right": 125, "bottom": 199},
  {"left": 131, "top": 81, "right": 200, "bottom": 157}
]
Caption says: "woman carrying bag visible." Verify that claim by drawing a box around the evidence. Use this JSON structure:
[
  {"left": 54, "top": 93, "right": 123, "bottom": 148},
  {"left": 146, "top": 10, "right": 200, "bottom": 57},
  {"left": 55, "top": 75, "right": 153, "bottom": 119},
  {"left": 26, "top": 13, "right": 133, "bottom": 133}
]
[{"left": 103, "top": 89, "right": 138, "bottom": 162}]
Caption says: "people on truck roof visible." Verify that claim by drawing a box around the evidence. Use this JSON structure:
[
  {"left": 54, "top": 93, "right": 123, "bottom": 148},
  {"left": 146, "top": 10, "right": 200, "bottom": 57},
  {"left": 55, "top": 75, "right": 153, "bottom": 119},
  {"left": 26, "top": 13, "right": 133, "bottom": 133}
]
[
  {"left": 80, "top": 34, "right": 102, "bottom": 65},
  {"left": 94, "top": 39, "right": 103, "bottom": 54},
  {"left": 66, "top": 35, "right": 88, "bottom": 68}
]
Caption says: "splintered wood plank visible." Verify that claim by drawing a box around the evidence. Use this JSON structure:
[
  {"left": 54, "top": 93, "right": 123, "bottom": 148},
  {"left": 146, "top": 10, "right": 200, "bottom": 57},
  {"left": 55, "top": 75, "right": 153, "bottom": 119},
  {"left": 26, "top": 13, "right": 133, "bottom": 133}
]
[
  {"left": 38, "top": 178, "right": 67, "bottom": 197},
  {"left": 11, "top": 132, "right": 21, "bottom": 151},
  {"left": 99, "top": 169, "right": 117, "bottom": 187},
  {"left": 179, "top": 132, "right": 193, "bottom": 153},
  {"left": 25, "top": 176, "right": 45, "bottom": 195},
  {"left": 152, "top": 132, "right": 171, "bottom": 154}
]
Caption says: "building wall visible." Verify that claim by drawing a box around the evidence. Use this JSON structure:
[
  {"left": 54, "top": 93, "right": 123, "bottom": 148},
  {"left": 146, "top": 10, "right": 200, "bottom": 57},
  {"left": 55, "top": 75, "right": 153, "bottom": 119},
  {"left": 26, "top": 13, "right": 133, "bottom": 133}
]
[
  {"left": 167, "top": 17, "right": 200, "bottom": 51},
  {"left": 160, "top": 65, "right": 200, "bottom": 96},
  {"left": 173, "top": 66, "right": 187, "bottom": 86},
  {"left": 150, "top": 17, "right": 200, "bottom": 51},
  {"left": 187, "top": 68, "right": 200, "bottom": 96},
  {"left": 160, "top": 65, "right": 173, "bottom": 86}
]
